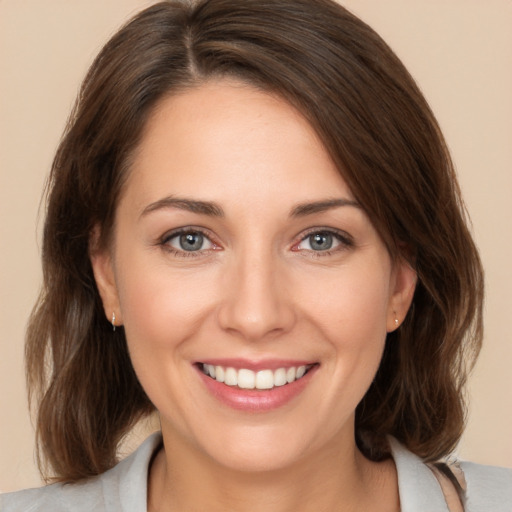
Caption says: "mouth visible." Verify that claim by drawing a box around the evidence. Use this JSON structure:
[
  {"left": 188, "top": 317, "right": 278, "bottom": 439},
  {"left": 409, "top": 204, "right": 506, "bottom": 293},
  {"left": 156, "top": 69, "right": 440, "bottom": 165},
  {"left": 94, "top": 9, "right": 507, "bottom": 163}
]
[
  {"left": 198, "top": 362, "right": 316, "bottom": 390},
  {"left": 196, "top": 360, "right": 319, "bottom": 412}
]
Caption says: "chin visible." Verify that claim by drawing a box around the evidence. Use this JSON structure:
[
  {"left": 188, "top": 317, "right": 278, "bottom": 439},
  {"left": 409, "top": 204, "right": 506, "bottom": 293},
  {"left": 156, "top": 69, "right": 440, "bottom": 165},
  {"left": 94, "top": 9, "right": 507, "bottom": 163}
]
[{"left": 194, "top": 421, "right": 328, "bottom": 474}]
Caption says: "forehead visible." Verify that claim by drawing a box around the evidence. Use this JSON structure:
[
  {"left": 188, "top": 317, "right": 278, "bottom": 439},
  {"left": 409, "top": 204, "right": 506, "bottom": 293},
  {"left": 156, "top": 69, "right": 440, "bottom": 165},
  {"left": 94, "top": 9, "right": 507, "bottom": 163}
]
[{"left": 122, "top": 79, "right": 353, "bottom": 214}]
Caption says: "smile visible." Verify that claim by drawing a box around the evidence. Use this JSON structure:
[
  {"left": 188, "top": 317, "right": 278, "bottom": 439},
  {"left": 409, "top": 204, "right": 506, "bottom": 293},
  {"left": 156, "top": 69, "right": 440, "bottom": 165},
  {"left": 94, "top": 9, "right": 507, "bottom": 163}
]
[{"left": 200, "top": 363, "right": 313, "bottom": 390}]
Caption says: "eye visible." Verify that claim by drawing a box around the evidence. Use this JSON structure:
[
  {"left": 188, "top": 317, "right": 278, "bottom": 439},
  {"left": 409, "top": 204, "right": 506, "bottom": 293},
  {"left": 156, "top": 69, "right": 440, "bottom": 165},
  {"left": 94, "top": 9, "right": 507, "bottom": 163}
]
[
  {"left": 163, "top": 229, "right": 214, "bottom": 253},
  {"left": 294, "top": 229, "right": 353, "bottom": 254},
  {"left": 301, "top": 232, "right": 336, "bottom": 251}
]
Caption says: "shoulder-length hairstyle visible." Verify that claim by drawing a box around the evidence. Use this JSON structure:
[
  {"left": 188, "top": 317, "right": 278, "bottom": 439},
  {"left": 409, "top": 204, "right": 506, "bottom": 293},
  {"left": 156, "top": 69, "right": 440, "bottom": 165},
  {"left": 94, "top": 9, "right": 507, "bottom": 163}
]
[{"left": 26, "top": 0, "right": 483, "bottom": 482}]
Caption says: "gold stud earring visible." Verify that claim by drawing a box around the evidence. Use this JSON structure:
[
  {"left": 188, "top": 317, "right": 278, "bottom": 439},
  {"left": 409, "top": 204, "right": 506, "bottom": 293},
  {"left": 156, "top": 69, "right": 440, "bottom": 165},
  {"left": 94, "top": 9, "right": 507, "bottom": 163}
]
[{"left": 394, "top": 313, "right": 399, "bottom": 329}]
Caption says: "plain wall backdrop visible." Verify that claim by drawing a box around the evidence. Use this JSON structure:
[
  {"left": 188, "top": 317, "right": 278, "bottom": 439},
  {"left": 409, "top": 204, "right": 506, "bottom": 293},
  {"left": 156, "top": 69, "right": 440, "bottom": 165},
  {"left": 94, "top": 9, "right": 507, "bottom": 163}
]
[{"left": 1, "top": 0, "right": 511, "bottom": 492}]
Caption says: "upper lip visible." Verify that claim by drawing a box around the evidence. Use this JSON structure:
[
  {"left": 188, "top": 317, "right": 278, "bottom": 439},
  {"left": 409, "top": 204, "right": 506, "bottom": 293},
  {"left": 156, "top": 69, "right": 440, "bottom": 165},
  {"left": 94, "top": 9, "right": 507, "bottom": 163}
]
[{"left": 196, "top": 358, "right": 317, "bottom": 371}]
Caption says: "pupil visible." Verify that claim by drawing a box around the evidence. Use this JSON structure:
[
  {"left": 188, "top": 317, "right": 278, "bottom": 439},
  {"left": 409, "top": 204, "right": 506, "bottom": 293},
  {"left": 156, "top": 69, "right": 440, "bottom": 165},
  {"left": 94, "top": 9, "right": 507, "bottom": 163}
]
[
  {"left": 180, "top": 232, "right": 203, "bottom": 251},
  {"left": 310, "top": 233, "right": 332, "bottom": 251}
]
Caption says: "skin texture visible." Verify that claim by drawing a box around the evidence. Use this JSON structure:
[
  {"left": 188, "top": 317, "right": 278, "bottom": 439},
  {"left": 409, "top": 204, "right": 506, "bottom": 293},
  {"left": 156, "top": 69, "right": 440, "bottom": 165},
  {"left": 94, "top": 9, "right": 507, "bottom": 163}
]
[{"left": 91, "top": 80, "right": 417, "bottom": 511}]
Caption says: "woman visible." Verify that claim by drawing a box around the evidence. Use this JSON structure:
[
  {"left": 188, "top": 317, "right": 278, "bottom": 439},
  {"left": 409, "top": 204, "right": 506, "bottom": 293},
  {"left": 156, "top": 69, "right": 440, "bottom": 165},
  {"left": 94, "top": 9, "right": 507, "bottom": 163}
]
[{"left": 2, "top": 0, "right": 510, "bottom": 510}]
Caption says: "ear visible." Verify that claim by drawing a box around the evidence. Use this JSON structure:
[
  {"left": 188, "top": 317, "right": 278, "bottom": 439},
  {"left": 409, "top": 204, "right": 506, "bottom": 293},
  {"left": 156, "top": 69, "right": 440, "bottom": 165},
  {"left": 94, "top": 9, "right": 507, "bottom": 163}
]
[
  {"left": 386, "top": 257, "right": 417, "bottom": 332},
  {"left": 89, "top": 226, "right": 123, "bottom": 328}
]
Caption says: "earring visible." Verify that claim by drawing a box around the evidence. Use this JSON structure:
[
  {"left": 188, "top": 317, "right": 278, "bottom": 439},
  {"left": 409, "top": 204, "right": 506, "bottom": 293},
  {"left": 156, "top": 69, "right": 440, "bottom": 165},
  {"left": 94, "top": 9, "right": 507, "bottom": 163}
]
[
  {"left": 112, "top": 312, "right": 116, "bottom": 332},
  {"left": 394, "top": 312, "right": 399, "bottom": 329}
]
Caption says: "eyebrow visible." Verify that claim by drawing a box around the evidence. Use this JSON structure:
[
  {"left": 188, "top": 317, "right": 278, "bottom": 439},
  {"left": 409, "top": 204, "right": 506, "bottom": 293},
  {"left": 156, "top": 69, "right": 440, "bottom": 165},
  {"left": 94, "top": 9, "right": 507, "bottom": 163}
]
[
  {"left": 140, "top": 196, "right": 360, "bottom": 219},
  {"left": 290, "top": 198, "right": 361, "bottom": 217},
  {"left": 140, "top": 196, "right": 225, "bottom": 218}
]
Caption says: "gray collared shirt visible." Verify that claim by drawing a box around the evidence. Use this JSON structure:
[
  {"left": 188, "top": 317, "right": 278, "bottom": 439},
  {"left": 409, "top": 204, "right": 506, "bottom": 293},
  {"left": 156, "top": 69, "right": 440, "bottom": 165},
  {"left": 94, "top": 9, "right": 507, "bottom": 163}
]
[{"left": 2, "top": 433, "right": 511, "bottom": 511}]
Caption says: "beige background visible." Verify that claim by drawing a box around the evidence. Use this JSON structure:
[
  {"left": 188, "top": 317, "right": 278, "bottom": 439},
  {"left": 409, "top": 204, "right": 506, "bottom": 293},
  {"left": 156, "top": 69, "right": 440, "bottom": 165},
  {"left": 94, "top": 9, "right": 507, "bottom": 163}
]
[{"left": 1, "top": 0, "right": 511, "bottom": 493}]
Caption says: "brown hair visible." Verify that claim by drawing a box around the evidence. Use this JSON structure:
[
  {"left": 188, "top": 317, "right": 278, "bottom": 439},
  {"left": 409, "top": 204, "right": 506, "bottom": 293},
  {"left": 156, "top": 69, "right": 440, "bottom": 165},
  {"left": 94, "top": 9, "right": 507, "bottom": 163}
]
[{"left": 26, "top": 0, "right": 483, "bottom": 482}]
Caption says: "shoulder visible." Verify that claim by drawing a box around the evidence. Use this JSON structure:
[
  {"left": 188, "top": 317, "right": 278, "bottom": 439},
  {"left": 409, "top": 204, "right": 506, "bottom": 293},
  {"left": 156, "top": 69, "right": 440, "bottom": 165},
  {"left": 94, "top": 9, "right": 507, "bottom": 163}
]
[
  {"left": 0, "top": 478, "right": 105, "bottom": 512},
  {"left": 388, "top": 437, "right": 512, "bottom": 511},
  {"left": 459, "top": 460, "right": 512, "bottom": 512},
  {"left": 0, "top": 432, "right": 162, "bottom": 512}
]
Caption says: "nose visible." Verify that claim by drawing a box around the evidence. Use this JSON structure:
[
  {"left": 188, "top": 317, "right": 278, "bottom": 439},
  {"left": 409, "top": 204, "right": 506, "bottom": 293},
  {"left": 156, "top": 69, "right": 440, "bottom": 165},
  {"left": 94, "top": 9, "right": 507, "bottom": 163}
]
[{"left": 217, "top": 250, "right": 296, "bottom": 341}]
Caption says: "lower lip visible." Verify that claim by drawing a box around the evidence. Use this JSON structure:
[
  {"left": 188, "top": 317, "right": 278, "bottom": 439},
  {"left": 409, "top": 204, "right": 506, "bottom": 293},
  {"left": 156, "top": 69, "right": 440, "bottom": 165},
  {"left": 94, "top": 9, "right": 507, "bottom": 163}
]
[{"left": 196, "top": 365, "right": 317, "bottom": 412}]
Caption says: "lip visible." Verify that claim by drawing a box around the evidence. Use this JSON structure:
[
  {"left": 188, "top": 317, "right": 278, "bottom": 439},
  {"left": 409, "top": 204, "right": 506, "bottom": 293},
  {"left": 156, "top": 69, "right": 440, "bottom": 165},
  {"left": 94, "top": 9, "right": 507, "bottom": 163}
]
[
  {"left": 197, "top": 358, "right": 315, "bottom": 371},
  {"left": 195, "top": 360, "right": 318, "bottom": 412}
]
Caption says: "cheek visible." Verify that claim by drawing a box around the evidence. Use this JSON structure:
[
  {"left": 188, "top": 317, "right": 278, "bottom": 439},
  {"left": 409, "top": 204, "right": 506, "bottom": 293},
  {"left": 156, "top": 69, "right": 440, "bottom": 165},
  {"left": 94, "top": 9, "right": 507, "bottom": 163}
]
[
  {"left": 115, "top": 256, "right": 219, "bottom": 355},
  {"left": 301, "top": 261, "right": 392, "bottom": 346},
  {"left": 299, "top": 258, "right": 392, "bottom": 396},
  {"left": 113, "top": 256, "right": 221, "bottom": 420}
]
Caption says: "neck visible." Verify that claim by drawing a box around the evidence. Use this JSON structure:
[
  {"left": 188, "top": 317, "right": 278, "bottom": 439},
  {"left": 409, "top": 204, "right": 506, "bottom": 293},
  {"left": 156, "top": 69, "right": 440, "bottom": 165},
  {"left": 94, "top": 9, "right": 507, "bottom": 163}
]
[{"left": 148, "top": 426, "right": 399, "bottom": 512}]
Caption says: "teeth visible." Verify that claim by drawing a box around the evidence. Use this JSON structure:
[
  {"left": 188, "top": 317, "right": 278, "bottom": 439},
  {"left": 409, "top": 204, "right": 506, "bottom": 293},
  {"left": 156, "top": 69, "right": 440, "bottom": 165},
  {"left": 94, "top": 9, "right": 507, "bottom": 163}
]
[
  {"left": 201, "top": 364, "right": 312, "bottom": 390},
  {"left": 255, "top": 370, "right": 274, "bottom": 390},
  {"left": 215, "top": 366, "right": 225, "bottom": 383},
  {"left": 238, "top": 369, "right": 255, "bottom": 389},
  {"left": 225, "top": 367, "right": 237, "bottom": 386},
  {"left": 274, "top": 368, "right": 287, "bottom": 387}
]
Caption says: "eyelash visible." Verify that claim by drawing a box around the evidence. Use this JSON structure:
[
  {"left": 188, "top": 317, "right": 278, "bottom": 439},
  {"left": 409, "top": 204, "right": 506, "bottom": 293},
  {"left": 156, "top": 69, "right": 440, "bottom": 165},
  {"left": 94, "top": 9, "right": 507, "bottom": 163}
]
[
  {"left": 292, "top": 228, "right": 354, "bottom": 257},
  {"left": 159, "top": 227, "right": 219, "bottom": 258},
  {"left": 158, "top": 227, "right": 354, "bottom": 258}
]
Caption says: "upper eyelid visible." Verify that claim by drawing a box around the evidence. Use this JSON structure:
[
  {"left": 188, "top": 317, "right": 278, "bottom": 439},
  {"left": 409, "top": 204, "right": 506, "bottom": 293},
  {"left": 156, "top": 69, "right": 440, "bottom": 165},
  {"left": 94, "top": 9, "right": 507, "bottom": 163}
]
[
  {"left": 160, "top": 226, "right": 216, "bottom": 243},
  {"left": 294, "top": 227, "right": 354, "bottom": 245}
]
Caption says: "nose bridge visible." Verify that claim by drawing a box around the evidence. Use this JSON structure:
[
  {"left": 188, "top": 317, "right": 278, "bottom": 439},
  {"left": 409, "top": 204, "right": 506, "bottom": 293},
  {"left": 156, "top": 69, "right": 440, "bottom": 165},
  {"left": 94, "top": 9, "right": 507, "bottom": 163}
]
[{"left": 218, "top": 240, "right": 295, "bottom": 340}]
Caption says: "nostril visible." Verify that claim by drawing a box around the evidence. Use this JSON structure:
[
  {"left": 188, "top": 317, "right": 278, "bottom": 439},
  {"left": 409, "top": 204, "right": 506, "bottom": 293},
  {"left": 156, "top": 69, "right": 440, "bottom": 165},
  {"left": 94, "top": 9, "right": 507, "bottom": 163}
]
[{"left": 216, "top": 293, "right": 296, "bottom": 341}]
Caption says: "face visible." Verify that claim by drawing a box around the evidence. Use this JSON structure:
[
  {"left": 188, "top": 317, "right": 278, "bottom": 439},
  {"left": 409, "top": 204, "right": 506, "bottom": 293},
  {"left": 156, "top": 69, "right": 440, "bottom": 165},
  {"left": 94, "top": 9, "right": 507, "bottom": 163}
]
[{"left": 92, "top": 80, "right": 416, "bottom": 473}]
